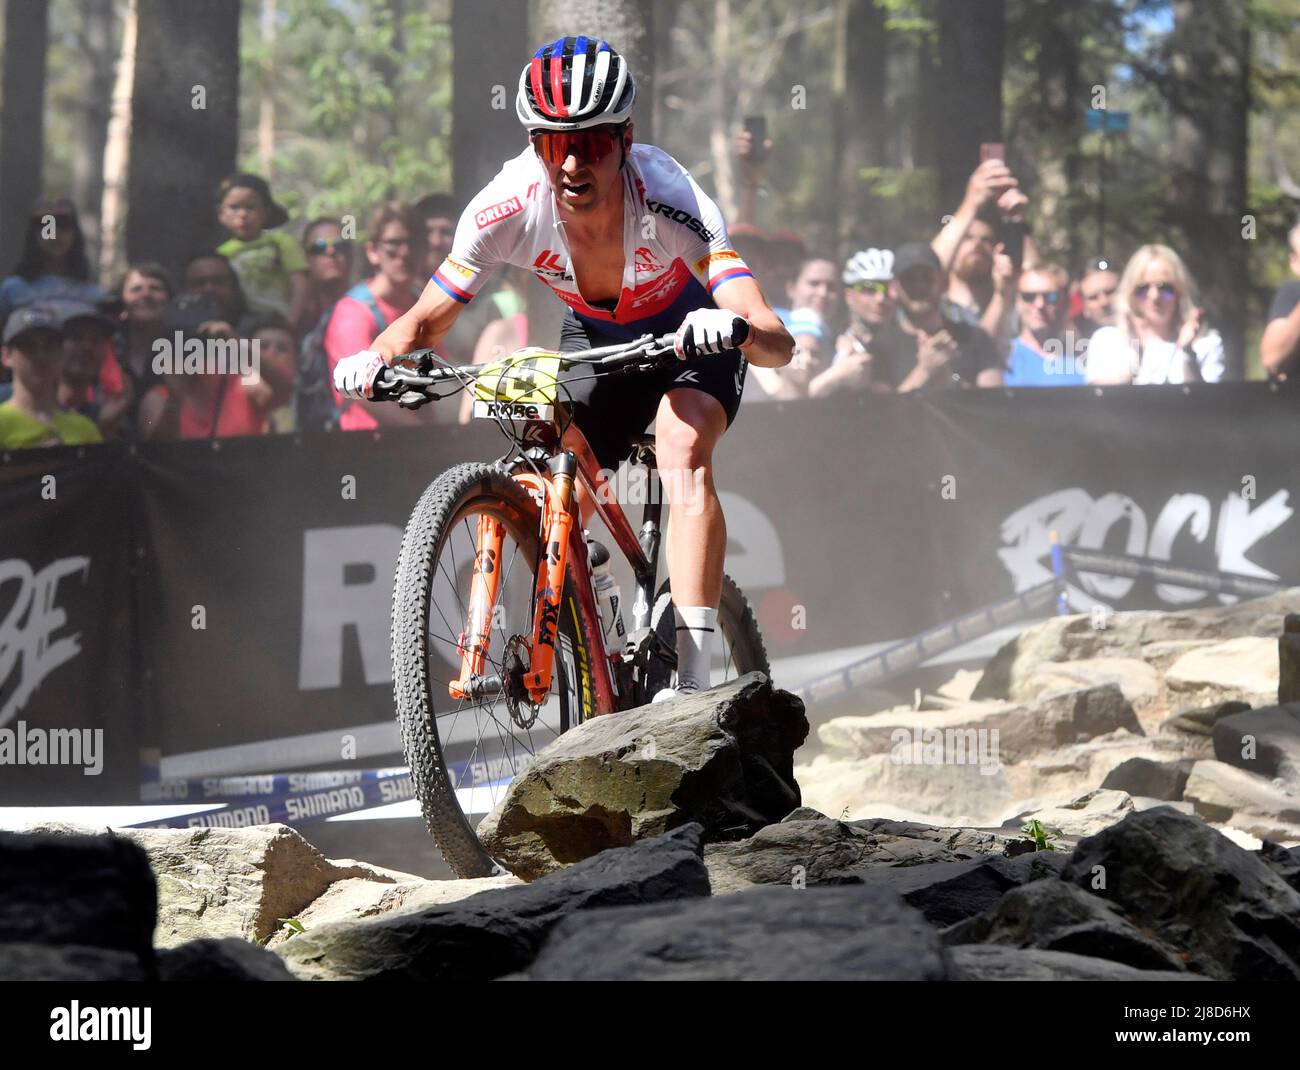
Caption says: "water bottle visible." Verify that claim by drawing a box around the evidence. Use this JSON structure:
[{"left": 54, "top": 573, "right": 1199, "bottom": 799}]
[{"left": 587, "top": 536, "right": 626, "bottom": 645}]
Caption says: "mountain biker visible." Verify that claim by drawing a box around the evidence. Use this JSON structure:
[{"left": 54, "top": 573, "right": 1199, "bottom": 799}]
[{"left": 334, "top": 35, "right": 794, "bottom": 702}]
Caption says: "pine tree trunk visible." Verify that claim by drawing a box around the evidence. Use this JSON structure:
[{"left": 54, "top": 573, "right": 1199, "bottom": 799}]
[
  {"left": 126, "top": 0, "right": 240, "bottom": 278},
  {"left": 1166, "top": 0, "right": 1249, "bottom": 379},
  {"left": 257, "top": 0, "right": 277, "bottom": 178},
  {"left": 99, "top": 0, "right": 137, "bottom": 284},
  {"left": 838, "top": 0, "right": 886, "bottom": 251},
  {"left": 0, "top": 0, "right": 50, "bottom": 264},
  {"left": 934, "top": 0, "right": 1004, "bottom": 214},
  {"left": 450, "top": 0, "right": 529, "bottom": 204},
  {"left": 73, "top": 0, "right": 115, "bottom": 274}
]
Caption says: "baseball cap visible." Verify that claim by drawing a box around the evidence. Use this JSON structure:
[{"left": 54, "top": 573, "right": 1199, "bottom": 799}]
[
  {"left": 3, "top": 304, "right": 63, "bottom": 346},
  {"left": 892, "top": 243, "right": 942, "bottom": 277},
  {"left": 43, "top": 298, "right": 116, "bottom": 334}
]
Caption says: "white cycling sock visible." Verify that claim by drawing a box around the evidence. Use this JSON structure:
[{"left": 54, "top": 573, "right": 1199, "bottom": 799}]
[{"left": 673, "top": 605, "right": 716, "bottom": 693}]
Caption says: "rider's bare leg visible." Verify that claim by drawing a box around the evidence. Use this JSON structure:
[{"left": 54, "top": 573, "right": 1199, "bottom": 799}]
[{"left": 653, "top": 389, "right": 727, "bottom": 693}]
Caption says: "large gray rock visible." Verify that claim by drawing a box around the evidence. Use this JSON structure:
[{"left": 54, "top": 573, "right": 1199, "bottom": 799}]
[
  {"left": 942, "top": 877, "right": 1188, "bottom": 972},
  {"left": 793, "top": 747, "right": 1013, "bottom": 826},
  {"left": 1008, "top": 789, "right": 1138, "bottom": 839},
  {"left": 818, "top": 684, "right": 1141, "bottom": 765},
  {"left": 973, "top": 593, "right": 1300, "bottom": 701},
  {"left": 21, "top": 822, "right": 392, "bottom": 947},
  {"left": 831, "top": 852, "right": 1071, "bottom": 927},
  {"left": 1004, "top": 729, "right": 1195, "bottom": 806},
  {"left": 476, "top": 673, "right": 807, "bottom": 880},
  {"left": 1158, "top": 700, "right": 1251, "bottom": 760},
  {"left": 0, "top": 943, "right": 149, "bottom": 981},
  {"left": 1010, "top": 657, "right": 1160, "bottom": 713},
  {"left": 703, "top": 816, "right": 1024, "bottom": 895},
  {"left": 1259, "top": 840, "right": 1300, "bottom": 893},
  {"left": 948, "top": 944, "right": 1205, "bottom": 981},
  {"left": 1183, "top": 760, "right": 1300, "bottom": 825},
  {"left": 1165, "top": 637, "right": 1280, "bottom": 710},
  {"left": 264, "top": 873, "right": 522, "bottom": 947},
  {"left": 1100, "top": 756, "right": 1196, "bottom": 801},
  {"left": 0, "top": 830, "right": 157, "bottom": 971},
  {"left": 157, "top": 938, "right": 298, "bottom": 981},
  {"left": 1280, "top": 614, "right": 1300, "bottom": 703},
  {"left": 275, "top": 824, "right": 710, "bottom": 981},
  {"left": 524, "top": 885, "right": 948, "bottom": 980},
  {"left": 1213, "top": 704, "right": 1300, "bottom": 789},
  {"left": 1061, "top": 806, "right": 1300, "bottom": 979}
]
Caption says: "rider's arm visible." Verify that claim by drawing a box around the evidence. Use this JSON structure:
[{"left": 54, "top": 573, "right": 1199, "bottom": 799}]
[
  {"left": 711, "top": 276, "right": 794, "bottom": 369},
  {"left": 327, "top": 295, "right": 433, "bottom": 425},
  {"left": 370, "top": 275, "right": 469, "bottom": 361}
]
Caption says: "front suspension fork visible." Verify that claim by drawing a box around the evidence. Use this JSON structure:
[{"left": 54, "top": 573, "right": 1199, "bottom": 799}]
[
  {"left": 448, "top": 512, "right": 506, "bottom": 700},
  {"left": 524, "top": 453, "right": 576, "bottom": 703},
  {"left": 447, "top": 454, "right": 577, "bottom": 706}
]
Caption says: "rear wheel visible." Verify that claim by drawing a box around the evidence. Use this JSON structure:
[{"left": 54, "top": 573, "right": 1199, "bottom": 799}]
[
  {"left": 645, "top": 573, "right": 770, "bottom": 698},
  {"left": 392, "top": 462, "right": 596, "bottom": 877}
]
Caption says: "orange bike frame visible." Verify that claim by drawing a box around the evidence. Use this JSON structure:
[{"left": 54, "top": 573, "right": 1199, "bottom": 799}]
[{"left": 446, "top": 424, "right": 656, "bottom": 716}]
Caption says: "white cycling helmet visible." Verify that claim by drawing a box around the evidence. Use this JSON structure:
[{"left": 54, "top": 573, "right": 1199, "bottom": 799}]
[
  {"left": 516, "top": 36, "right": 636, "bottom": 132},
  {"left": 843, "top": 248, "right": 895, "bottom": 285}
]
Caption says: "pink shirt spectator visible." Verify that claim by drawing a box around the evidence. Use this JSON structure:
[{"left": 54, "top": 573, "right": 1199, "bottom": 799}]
[{"left": 325, "top": 286, "right": 408, "bottom": 431}]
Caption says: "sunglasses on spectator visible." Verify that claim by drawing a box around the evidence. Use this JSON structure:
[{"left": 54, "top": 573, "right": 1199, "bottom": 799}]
[
  {"left": 530, "top": 124, "right": 625, "bottom": 167},
  {"left": 849, "top": 281, "right": 889, "bottom": 296},
  {"left": 1133, "top": 282, "right": 1177, "bottom": 301},
  {"left": 375, "top": 238, "right": 412, "bottom": 254},
  {"left": 1018, "top": 289, "right": 1061, "bottom": 305},
  {"left": 307, "top": 238, "right": 353, "bottom": 256}
]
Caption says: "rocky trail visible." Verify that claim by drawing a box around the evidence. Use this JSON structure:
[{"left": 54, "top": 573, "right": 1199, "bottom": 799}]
[{"left": 6, "top": 594, "right": 1300, "bottom": 981}]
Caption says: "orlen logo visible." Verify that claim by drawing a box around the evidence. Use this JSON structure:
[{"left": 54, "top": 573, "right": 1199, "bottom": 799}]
[
  {"left": 634, "top": 246, "right": 663, "bottom": 274},
  {"left": 475, "top": 196, "right": 523, "bottom": 229}
]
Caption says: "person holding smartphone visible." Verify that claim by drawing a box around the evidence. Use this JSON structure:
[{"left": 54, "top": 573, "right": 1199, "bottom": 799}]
[
  {"left": 932, "top": 153, "right": 1032, "bottom": 352},
  {"left": 1084, "top": 244, "right": 1224, "bottom": 385}
]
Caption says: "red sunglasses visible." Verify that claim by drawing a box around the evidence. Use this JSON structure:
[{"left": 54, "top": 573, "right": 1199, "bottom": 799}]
[{"left": 530, "top": 125, "right": 625, "bottom": 167}]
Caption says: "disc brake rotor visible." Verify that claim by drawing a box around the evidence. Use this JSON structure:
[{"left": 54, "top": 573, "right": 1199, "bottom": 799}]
[{"left": 502, "top": 634, "right": 540, "bottom": 730}]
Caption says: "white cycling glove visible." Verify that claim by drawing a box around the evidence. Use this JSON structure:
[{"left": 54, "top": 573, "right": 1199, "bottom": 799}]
[
  {"left": 673, "top": 309, "right": 752, "bottom": 361},
  {"left": 333, "top": 349, "right": 387, "bottom": 400}
]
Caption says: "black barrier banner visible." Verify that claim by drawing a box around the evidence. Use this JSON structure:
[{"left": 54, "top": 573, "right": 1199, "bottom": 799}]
[
  {"left": 3, "top": 383, "right": 1300, "bottom": 804},
  {"left": 0, "top": 443, "right": 137, "bottom": 802}
]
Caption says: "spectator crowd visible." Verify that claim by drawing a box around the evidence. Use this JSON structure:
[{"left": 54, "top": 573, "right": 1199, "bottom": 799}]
[{"left": 2, "top": 134, "right": 1298, "bottom": 452}]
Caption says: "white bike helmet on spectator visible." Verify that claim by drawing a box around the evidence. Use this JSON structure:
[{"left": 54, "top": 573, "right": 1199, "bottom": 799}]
[
  {"left": 516, "top": 36, "right": 636, "bottom": 132},
  {"left": 843, "top": 248, "right": 895, "bottom": 285}
]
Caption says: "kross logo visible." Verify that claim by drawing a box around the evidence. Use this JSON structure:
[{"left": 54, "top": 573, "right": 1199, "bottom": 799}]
[{"left": 645, "top": 199, "right": 716, "bottom": 243}]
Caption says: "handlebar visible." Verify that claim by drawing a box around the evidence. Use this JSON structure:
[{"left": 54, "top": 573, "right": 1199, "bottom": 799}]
[{"left": 373, "top": 331, "right": 678, "bottom": 404}]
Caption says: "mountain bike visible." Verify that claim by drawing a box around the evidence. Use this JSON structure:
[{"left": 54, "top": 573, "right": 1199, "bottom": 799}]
[{"left": 373, "top": 333, "right": 770, "bottom": 877}]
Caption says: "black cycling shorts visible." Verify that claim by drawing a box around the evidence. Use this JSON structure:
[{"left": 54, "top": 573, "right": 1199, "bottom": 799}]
[{"left": 556, "top": 308, "right": 748, "bottom": 471}]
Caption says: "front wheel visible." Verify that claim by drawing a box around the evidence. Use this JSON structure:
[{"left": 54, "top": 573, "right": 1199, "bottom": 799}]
[
  {"left": 391, "top": 462, "right": 597, "bottom": 878},
  {"left": 644, "top": 573, "right": 770, "bottom": 699}
]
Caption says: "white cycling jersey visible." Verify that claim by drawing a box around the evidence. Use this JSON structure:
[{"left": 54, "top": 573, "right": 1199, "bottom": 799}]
[{"left": 432, "top": 143, "right": 753, "bottom": 342}]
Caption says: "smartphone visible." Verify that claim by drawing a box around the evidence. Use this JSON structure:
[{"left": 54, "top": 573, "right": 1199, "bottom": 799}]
[
  {"left": 744, "top": 115, "right": 768, "bottom": 165},
  {"left": 1000, "top": 220, "right": 1025, "bottom": 271},
  {"left": 980, "top": 142, "right": 1005, "bottom": 164}
]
